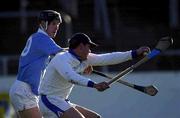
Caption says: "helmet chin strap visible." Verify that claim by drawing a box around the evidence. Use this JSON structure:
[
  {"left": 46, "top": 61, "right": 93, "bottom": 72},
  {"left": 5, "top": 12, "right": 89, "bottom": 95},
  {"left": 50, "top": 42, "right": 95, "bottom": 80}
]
[
  {"left": 45, "top": 21, "right": 48, "bottom": 30},
  {"left": 40, "top": 21, "right": 48, "bottom": 31}
]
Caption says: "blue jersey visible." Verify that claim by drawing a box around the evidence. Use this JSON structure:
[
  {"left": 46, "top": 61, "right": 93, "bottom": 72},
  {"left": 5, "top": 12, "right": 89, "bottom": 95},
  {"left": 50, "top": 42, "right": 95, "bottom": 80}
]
[{"left": 17, "top": 29, "right": 63, "bottom": 95}]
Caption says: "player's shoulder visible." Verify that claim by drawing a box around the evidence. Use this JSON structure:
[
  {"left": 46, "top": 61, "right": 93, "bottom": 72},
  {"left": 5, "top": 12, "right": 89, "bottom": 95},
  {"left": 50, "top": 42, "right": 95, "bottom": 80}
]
[
  {"left": 55, "top": 52, "right": 64, "bottom": 56},
  {"left": 49, "top": 52, "right": 68, "bottom": 66},
  {"left": 31, "top": 32, "right": 49, "bottom": 40},
  {"left": 53, "top": 51, "right": 68, "bottom": 60}
]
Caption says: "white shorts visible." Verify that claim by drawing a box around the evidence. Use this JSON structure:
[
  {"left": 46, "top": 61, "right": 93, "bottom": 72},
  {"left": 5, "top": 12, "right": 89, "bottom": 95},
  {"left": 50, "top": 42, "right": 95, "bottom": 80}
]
[
  {"left": 39, "top": 95, "right": 76, "bottom": 118},
  {"left": 9, "top": 80, "right": 39, "bottom": 112}
]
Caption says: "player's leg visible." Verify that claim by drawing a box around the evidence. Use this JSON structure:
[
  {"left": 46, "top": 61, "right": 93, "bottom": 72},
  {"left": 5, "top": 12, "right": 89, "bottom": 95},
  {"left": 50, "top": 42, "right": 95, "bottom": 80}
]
[
  {"left": 18, "top": 107, "right": 42, "bottom": 118},
  {"left": 75, "top": 105, "right": 101, "bottom": 118},
  {"left": 39, "top": 95, "right": 85, "bottom": 118},
  {"left": 61, "top": 107, "right": 85, "bottom": 118},
  {"left": 9, "top": 80, "right": 42, "bottom": 118}
]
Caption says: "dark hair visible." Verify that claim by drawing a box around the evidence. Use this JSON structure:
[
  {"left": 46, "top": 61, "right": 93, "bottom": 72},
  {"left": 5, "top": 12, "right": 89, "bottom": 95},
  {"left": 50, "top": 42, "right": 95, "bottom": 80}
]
[
  {"left": 38, "top": 10, "right": 62, "bottom": 23},
  {"left": 69, "top": 33, "right": 97, "bottom": 49}
]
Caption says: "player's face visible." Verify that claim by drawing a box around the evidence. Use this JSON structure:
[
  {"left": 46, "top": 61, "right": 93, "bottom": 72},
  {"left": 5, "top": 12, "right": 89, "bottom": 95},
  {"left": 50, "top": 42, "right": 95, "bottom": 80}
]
[
  {"left": 79, "top": 43, "right": 91, "bottom": 60},
  {"left": 46, "top": 20, "right": 60, "bottom": 38}
]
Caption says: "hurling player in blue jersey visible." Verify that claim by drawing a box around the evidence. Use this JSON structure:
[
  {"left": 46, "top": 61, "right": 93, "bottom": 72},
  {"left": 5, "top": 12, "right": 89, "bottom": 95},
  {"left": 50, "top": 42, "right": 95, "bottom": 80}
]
[{"left": 9, "top": 10, "right": 64, "bottom": 118}]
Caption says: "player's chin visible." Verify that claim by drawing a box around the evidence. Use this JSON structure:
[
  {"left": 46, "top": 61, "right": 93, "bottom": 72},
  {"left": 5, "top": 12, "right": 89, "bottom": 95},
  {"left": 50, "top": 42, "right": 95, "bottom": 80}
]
[
  {"left": 50, "top": 33, "right": 56, "bottom": 38},
  {"left": 81, "top": 57, "right": 88, "bottom": 61}
]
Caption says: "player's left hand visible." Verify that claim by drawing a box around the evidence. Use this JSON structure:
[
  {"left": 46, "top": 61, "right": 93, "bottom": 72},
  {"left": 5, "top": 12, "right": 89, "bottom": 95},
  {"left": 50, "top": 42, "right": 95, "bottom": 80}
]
[
  {"left": 84, "top": 66, "right": 93, "bottom": 75},
  {"left": 94, "top": 82, "right": 110, "bottom": 92},
  {"left": 136, "top": 46, "right": 150, "bottom": 57}
]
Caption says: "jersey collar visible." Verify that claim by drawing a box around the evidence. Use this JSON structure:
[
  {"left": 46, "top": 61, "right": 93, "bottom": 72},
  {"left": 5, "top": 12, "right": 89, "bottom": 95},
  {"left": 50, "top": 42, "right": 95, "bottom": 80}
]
[
  {"left": 37, "top": 28, "right": 51, "bottom": 38},
  {"left": 68, "top": 49, "right": 82, "bottom": 62}
]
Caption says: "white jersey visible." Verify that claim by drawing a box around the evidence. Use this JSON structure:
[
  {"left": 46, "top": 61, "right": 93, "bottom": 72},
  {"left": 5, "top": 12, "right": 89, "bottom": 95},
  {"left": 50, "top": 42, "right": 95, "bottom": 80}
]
[{"left": 39, "top": 51, "right": 132, "bottom": 99}]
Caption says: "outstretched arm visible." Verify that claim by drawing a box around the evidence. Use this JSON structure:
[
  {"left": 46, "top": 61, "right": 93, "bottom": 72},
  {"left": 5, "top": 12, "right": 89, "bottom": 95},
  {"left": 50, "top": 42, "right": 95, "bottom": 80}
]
[{"left": 87, "top": 46, "right": 150, "bottom": 66}]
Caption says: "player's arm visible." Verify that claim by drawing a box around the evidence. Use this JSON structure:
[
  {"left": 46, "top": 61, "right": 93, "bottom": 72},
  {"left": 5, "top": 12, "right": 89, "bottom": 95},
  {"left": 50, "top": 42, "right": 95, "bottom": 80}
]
[
  {"left": 87, "top": 46, "right": 150, "bottom": 66},
  {"left": 36, "top": 36, "right": 63, "bottom": 55},
  {"left": 52, "top": 55, "right": 109, "bottom": 91},
  {"left": 87, "top": 51, "right": 132, "bottom": 66},
  {"left": 52, "top": 55, "right": 96, "bottom": 88}
]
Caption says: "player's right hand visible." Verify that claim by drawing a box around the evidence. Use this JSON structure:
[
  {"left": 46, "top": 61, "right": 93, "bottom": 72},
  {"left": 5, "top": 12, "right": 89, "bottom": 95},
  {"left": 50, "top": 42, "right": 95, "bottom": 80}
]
[
  {"left": 84, "top": 65, "right": 93, "bottom": 75},
  {"left": 93, "top": 82, "right": 110, "bottom": 92},
  {"left": 136, "top": 46, "right": 151, "bottom": 57}
]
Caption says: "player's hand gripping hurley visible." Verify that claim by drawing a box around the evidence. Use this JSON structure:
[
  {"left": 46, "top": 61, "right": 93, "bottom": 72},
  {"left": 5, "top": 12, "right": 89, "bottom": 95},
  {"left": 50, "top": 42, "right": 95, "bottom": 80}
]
[{"left": 106, "top": 36, "right": 173, "bottom": 95}]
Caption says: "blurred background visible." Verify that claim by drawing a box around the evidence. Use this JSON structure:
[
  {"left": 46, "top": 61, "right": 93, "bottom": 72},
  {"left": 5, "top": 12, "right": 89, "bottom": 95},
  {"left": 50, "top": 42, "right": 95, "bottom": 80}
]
[{"left": 0, "top": 0, "right": 180, "bottom": 118}]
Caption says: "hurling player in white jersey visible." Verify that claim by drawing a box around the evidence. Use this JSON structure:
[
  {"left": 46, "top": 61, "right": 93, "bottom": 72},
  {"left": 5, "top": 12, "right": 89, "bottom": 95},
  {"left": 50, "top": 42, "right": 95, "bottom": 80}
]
[
  {"left": 9, "top": 10, "right": 66, "bottom": 118},
  {"left": 39, "top": 33, "right": 150, "bottom": 118}
]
